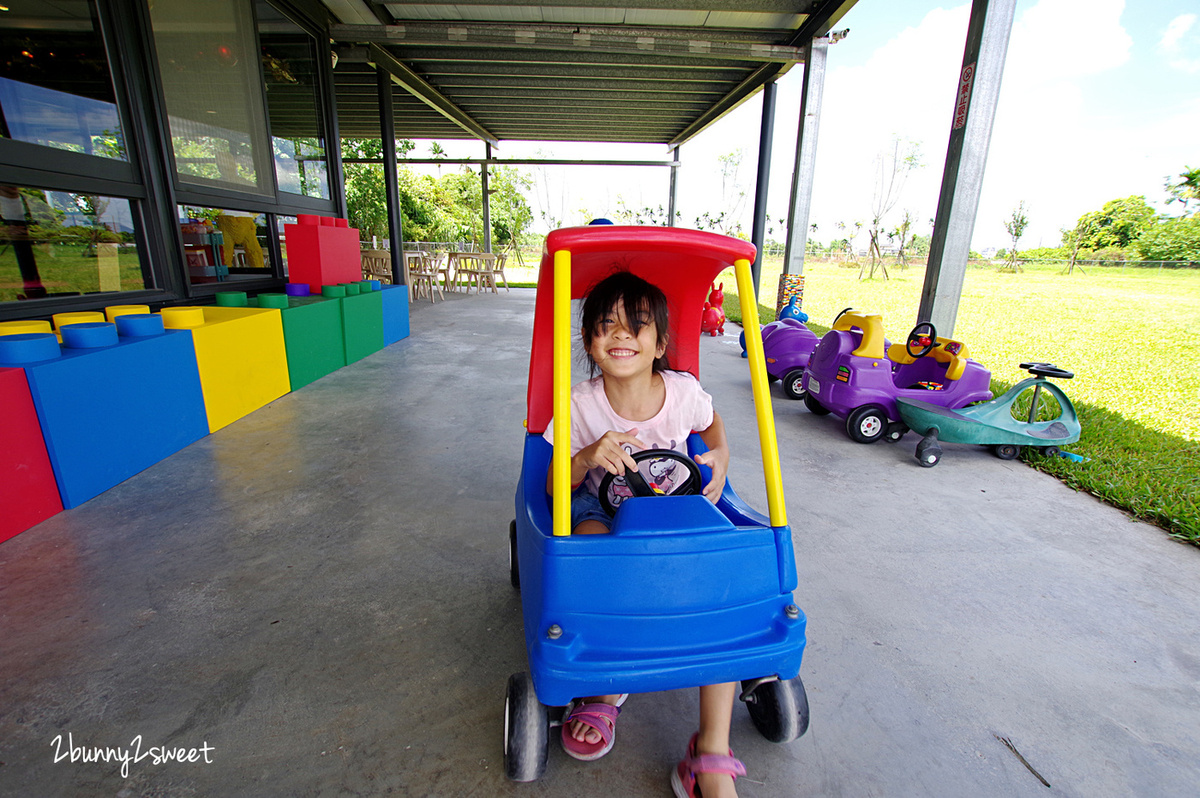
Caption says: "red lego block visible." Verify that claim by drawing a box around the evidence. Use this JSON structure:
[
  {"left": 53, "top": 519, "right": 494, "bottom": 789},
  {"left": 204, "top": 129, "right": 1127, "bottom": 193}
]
[
  {"left": 284, "top": 215, "right": 362, "bottom": 292},
  {"left": 0, "top": 367, "right": 63, "bottom": 543}
]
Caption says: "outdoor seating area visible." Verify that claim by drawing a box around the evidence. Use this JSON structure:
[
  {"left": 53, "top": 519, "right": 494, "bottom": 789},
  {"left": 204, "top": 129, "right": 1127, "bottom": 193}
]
[{"left": 361, "top": 247, "right": 511, "bottom": 303}]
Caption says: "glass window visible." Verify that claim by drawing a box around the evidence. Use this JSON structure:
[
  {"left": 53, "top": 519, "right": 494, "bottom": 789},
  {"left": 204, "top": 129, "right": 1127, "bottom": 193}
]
[
  {"left": 149, "top": 0, "right": 272, "bottom": 195},
  {"left": 0, "top": 185, "right": 148, "bottom": 302},
  {"left": 257, "top": 3, "right": 329, "bottom": 200},
  {"left": 177, "top": 205, "right": 273, "bottom": 285},
  {"left": 0, "top": 0, "right": 127, "bottom": 160}
]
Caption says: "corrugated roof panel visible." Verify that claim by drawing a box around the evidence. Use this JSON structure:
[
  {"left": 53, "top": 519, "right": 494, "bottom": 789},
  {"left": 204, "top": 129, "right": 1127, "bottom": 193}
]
[
  {"left": 702, "top": 11, "right": 803, "bottom": 29},
  {"left": 622, "top": 9, "right": 710, "bottom": 27},
  {"left": 329, "top": 0, "right": 855, "bottom": 144}
]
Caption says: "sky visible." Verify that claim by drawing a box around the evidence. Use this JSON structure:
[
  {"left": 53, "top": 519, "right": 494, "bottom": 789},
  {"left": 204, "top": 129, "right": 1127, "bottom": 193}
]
[{"left": 412, "top": 0, "right": 1200, "bottom": 252}]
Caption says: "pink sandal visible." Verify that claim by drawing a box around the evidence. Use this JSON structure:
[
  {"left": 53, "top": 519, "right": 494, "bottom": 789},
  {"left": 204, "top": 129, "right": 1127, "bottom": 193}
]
[
  {"left": 670, "top": 733, "right": 747, "bottom": 798},
  {"left": 560, "top": 695, "right": 628, "bottom": 761}
]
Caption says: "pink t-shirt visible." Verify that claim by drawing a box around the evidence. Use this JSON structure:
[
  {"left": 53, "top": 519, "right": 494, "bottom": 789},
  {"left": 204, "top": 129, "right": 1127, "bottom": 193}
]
[{"left": 543, "top": 370, "right": 714, "bottom": 496}]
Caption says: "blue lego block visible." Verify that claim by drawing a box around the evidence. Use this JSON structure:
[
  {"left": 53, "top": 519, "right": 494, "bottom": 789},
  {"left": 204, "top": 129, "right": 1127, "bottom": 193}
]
[
  {"left": 11, "top": 323, "right": 208, "bottom": 509},
  {"left": 380, "top": 284, "right": 410, "bottom": 345}
]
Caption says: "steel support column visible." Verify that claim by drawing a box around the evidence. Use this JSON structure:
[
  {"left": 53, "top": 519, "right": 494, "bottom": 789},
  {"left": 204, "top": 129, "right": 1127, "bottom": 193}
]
[
  {"left": 918, "top": 0, "right": 1016, "bottom": 336},
  {"left": 782, "top": 38, "right": 828, "bottom": 280},
  {"left": 668, "top": 145, "right": 680, "bottom": 227},
  {"left": 377, "top": 67, "right": 405, "bottom": 283},
  {"left": 482, "top": 143, "right": 492, "bottom": 252},
  {"left": 749, "top": 80, "right": 777, "bottom": 299}
]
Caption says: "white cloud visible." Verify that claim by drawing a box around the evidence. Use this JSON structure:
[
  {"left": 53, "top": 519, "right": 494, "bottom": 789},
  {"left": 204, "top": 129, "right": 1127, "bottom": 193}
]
[
  {"left": 1162, "top": 13, "right": 1200, "bottom": 74},
  {"left": 1161, "top": 13, "right": 1195, "bottom": 51}
]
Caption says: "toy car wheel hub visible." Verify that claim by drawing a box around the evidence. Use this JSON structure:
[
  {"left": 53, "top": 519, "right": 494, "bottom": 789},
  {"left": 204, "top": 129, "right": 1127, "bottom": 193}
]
[{"left": 859, "top": 416, "right": 882, "bottom": 436}]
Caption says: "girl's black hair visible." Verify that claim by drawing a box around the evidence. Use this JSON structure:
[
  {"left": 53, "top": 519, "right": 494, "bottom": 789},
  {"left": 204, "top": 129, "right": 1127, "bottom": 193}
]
[{"left": 580, "top": 271, "right": 671, "bottom": 376}]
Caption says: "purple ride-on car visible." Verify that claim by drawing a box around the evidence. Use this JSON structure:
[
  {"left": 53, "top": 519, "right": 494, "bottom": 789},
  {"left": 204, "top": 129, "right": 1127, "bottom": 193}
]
[
  {"left": 761, "top": 318, "right": 822, "bottom": 400},
  {"left": 801, "top": 310, "right": 994, "bottom": 444}
]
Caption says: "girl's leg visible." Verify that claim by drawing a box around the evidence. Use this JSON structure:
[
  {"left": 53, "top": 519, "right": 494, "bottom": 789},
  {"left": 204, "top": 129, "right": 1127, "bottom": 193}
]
[{"left": 695, "top": 682, "right": 739, "bottom": 798}]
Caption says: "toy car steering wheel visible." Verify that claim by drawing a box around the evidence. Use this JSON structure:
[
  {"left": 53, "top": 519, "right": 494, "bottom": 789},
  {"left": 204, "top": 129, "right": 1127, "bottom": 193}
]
[
  {"left": 1019, "top": 361, "right": 1074, "bottom": 379},
  {"left": 905, "top": 321, "right": 938, "bottom": 359},
  {"left": 598, "top": 448, "right": 704, "bottom": 516}
]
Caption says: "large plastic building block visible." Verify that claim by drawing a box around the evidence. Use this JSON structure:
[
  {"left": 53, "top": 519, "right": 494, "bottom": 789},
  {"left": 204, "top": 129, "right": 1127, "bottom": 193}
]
[
  {"left": 1, "top": 320, "right": 53, "bottom": 336},
  {"left": 283, "top": 215, "right": 362, "bottom": 292},
  {"left": 380, "top": 284, "right": 410, "bottom": 345},
  {"left": 161, "top": 306, "right": 291, "bottom": 433},
  {"left": 3, "top": 322, "right": 208, "bottom": 510},
  {"left": 0, "top": 367, "right": 63, "bottom": 542},
  {"left": 252, "top": 293, "right": 346, "bottom": 390},
  {"left": 341, "top": 285, "right": 384, "bottom": 364}
]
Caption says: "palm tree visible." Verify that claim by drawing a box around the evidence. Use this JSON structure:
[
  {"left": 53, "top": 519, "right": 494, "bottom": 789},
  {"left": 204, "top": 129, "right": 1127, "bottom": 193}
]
[{"left": 1166, "top": 166, "right": 1200, "bottom": 215}]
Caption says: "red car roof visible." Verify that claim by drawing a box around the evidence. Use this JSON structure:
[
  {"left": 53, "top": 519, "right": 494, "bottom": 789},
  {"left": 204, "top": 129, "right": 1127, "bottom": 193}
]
[{"left": 526, "top": 225, "right": 756, "bottom": 434}]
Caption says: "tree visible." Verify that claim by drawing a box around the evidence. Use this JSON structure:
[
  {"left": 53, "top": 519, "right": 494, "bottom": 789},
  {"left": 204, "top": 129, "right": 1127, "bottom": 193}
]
[
  {"left": 1002, "top": 201, "right": 1029, "bottom": 272},
  {"left": 1067, "top": 195, "right": 1157, "bottom": 251},
  {"left": 1164, "top": 165, "right": 1200, "bottom": 216},
  {"left": 887, "top": 209, "right": 916, "bottom": 268},
  {"left": 863, "top": 138, "right": 921, "bottom": 280},
  {"left": 1134, "top": 215, "right": 1200, "bottom": 263}
]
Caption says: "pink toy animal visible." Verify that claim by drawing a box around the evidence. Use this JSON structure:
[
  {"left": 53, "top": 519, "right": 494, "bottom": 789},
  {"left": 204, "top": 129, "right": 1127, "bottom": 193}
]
[{"left": 701, "top": 282, "right": 726, "bottom": 336}]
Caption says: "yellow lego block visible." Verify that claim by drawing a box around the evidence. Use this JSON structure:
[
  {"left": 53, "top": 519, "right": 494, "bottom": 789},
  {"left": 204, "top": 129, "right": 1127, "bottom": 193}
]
[
  {"left": 0, "top": 320, "right": 53, "bottom": 336},
  {"left": 161, "top": 306, "right": 291, "bottom": 433}
]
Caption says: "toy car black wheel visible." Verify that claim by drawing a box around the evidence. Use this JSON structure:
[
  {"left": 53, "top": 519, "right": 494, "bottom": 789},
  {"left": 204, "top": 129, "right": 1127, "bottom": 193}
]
[
  {"left": 804, "top": 393, "right": 830, "bottom": 416},
  {"left": 509, "top": 520, "right": 520, "bottom": 589},
  {"left": 915, "top": 432, "right": 942, "bottom": 466},
  {"left": 783, "top": 369, "right": 807, "bottom": 400},
  {"left": 1040, "top": 445, "right": 1061, "bottom": 458},
  {"left": 504, "top": 672, "right": 549, "bottom": 782},
  {"left": 846, "top": 405, "right": 888, "bottom": 444},
  {"left": 884, "top": 421, "right": 908, "bottom": 443},
  {"left": 741, "top": 675, "right": 810, "bottom": 743},
  {"left": 994, "top": 443, "right": 1020, "bottom": 460}
]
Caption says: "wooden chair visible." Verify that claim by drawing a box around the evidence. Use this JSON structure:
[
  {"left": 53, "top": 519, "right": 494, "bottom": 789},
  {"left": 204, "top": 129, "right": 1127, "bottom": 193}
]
[
  {"left": 361, "top": 249, "right": 395, "bottom": 284},
  {"left": 408, "top": 253, "right": 443, "bottom": 302},
  {"left": 476, "top": 252, "right": 509, "bottom": 293},
  {"left": 453, "top": 253, "right": 485, "bottom": 294}
]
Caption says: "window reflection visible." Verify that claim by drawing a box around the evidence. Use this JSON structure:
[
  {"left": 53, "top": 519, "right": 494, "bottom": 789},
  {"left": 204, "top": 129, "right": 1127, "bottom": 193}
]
[
  {"left": 258, "top": 2, "right": 329, "bottom": 200},
  {"left": 0, "top": 0, "right": 127, "bottom": 160},
  {"left": 150, "top": 0, "right": 272, "bottom": 195},
  {"left": 178, "top": 205, "right": 273, "bottom": 284},
  {"left": 0, "top": 185, "right": 147, "bottom": 302}
]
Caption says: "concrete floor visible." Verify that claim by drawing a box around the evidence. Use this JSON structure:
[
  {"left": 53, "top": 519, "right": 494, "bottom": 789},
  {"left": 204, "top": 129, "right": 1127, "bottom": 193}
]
[{"left": 1, "top": 288, "right": 1198, "bottom": 798}]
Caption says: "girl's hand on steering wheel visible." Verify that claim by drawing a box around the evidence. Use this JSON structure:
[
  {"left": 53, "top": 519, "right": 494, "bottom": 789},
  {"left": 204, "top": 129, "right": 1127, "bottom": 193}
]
[
  {"left": 694, "top": 446, "right": 729, "bottom": 503},
  {"left": 576, "top": 429, "right": 645, "bottom": 477}
]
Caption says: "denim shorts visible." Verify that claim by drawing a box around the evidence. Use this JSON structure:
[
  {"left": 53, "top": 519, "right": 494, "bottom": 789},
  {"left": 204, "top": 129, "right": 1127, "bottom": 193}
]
[{"left": 571, "top": 485, "right": 613, "bottom": 530}]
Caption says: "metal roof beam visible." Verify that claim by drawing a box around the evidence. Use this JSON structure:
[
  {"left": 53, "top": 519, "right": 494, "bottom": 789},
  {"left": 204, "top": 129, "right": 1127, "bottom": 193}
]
[
  {"left": 667, "top": 0, "right": 851, "bottom": 146},
  {"left": 366, "top": 43, "right": 499, "bottom": 144},
  {"left": 333, "top": 22, "right": 804, "bottom": 63}
]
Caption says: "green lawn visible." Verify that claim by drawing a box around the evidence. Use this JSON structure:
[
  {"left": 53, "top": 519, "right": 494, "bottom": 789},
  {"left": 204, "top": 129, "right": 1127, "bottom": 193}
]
[{"left": 725, "top": 256, "right": 1200, "bottom": 544}]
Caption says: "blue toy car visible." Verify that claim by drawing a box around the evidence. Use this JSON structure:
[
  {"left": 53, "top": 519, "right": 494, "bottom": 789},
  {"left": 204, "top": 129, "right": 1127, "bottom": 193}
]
[{"left": 506, "top": 226, "right": 809, "bottom": 781}]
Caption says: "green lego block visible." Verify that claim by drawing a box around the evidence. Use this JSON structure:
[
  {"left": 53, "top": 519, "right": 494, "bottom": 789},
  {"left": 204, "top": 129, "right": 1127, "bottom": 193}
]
[
  {"left": 341, "top": 289, "right": 384, "bottom": 364},
  {"left": 277, "top": 295, "right": 347, "bottom": 390}
]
